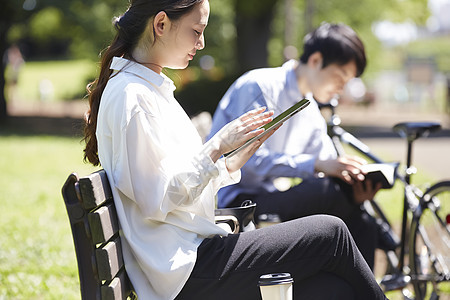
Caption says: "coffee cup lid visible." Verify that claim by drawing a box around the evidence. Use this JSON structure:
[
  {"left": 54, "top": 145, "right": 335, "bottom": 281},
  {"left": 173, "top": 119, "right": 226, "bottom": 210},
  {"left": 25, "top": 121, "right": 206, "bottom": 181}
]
[{"left": 258, "top": 273, "right": 293, "bottom": 286}]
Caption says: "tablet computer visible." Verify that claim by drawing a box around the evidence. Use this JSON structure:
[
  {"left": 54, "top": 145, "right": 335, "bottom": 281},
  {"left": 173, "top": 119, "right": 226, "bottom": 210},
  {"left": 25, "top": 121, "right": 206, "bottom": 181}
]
[{"left": 224, "top": 98, "right": 310, "bottom": 158}]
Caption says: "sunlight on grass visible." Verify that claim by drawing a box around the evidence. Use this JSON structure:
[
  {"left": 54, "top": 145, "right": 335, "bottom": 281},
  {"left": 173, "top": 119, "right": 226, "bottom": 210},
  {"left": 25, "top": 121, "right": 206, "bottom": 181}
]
[
  {"left": 15, "top": 60, "right": 96, "bottom": 101},
  {"left": 0, "top": 134, "right": 447, "bottom": 298},
  {"left": 0, "top": 136, "right": 99, "bottom": 299},
  {"left": 342, "top": 141, "right": 439, "bottom": 222},
  {"left": 342, "top": 140, "right": 450, "bottom": 299}
]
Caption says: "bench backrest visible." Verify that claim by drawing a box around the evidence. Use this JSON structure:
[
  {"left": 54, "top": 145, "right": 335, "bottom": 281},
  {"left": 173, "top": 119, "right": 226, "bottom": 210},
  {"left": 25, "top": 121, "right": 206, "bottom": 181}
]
[{"left": 62, "top": 170, "right": 135, "bottom": 300}]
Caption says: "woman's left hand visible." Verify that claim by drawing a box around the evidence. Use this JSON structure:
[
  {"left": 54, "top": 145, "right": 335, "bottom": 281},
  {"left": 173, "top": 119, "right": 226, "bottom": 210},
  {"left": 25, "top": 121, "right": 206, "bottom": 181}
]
[
  {"left": 224, "top": 123, "right": 281, "bottom": 173},
  {"left": 206, "top": 107, "right": 274, "bottom": 163}
]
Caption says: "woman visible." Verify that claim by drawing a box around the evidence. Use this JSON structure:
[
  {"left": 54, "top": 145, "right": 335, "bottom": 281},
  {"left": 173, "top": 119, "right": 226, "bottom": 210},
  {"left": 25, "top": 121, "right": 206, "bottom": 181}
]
[{"left": 83, "top": 0, "right": 387, "bottom": 299}]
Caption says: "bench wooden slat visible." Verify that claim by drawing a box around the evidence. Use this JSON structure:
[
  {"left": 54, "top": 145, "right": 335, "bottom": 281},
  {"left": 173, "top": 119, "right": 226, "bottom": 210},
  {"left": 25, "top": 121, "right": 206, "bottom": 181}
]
[
  {"left": 101, "top": 269, "right": 130, "bottom": 300},
  {"left": 62, "top": 170, "right": 135, "bottom": 300},
  {"left": 89, "top": 203, "right": 119, "bottom": 245},
  {"left": 64, "top": 169, "right": 242, "bottom": 300},
  {"left": 96, "top": 237, "right": 124, "bottom": 281},
  {"left": 79, "top": 171, "right": 113, "bottom": 210}
]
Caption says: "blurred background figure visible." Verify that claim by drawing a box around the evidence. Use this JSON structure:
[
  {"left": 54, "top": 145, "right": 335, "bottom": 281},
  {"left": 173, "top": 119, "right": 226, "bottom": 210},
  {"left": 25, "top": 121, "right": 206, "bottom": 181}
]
[
  {"left": 208, "top": 23, "right": 383, "bottom": 270},
  {"left": 4, "top": 44, "right": 24, "bottom": 102}
]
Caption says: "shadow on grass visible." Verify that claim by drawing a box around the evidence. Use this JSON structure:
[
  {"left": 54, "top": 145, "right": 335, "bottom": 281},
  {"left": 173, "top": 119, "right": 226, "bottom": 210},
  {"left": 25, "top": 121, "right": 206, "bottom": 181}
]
[
  {"left": 0, "top": 115, "right": 84, "bottom": 137},
  {"left": 1, "top": 115, "right": 448, "bottom": 139},
  {"left": 339, "top": 125, "right": 450, "bottom": 139}
]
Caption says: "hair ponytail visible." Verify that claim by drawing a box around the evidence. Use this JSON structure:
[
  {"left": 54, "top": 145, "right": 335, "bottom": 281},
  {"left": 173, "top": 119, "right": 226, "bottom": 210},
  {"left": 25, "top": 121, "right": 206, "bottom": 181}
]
[
  {"left": 83, "top": 35, "right": 128, "bottom": 165},
  {"left": 83, "top": 10, "right": 145, "bottom": 166},
  {"left": 83, "top": 0, "right": 205, "bottom": 166}
]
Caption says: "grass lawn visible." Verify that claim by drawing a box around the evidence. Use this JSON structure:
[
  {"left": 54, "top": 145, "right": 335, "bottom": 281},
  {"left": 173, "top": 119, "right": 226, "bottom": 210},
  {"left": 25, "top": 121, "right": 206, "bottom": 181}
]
[
  {"left": 0, "top": 135, "right": 99, "bottom": 299},
  {"left": 0, "top": 133, "right": 447, "bottom": 299},
  {"left": 3, "top": 59, "right": 448, "bottom": 298},
  {"left": 12, "top": 60, "right": 96, "bottom": 101}
]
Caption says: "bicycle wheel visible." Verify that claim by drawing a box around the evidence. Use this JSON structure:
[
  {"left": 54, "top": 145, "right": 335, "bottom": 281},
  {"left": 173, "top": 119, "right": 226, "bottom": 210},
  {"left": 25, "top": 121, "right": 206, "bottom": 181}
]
[{"left": 409, "top": 181, "right": 450, "bottom": 299}]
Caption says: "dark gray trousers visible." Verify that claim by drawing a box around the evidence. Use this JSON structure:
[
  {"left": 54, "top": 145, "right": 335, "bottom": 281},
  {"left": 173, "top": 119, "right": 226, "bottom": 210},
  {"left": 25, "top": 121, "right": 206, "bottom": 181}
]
[
  {"left": 175, "top": 215, "right": 386, "bottom": 300},
  {"left": 229, "top": 177, "right": 378, "bottom": 269}
]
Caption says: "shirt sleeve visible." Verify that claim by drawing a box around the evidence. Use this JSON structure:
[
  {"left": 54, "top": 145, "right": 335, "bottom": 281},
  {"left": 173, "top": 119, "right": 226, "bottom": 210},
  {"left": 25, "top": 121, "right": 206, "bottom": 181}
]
[
  {"left": 243, "top": 115, "right": 338, "bottom": 179},
  {"left": 240, "top": 143, "right": 315, "bottom": 179},
  {"left": 209, "top": 79, "right": 317, "bottom": 179},
  {"left": 112, "top": 111, "right": 228, "bottom": 221}
]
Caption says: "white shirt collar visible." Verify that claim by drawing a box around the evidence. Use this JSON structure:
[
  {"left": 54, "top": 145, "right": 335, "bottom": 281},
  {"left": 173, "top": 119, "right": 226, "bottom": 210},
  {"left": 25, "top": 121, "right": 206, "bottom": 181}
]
[
  {"left": 282, "top": 60, "right": 305, "bottom": 104},
  {"left": 110, "top": 57, "right": 176, "bottom": 92}
]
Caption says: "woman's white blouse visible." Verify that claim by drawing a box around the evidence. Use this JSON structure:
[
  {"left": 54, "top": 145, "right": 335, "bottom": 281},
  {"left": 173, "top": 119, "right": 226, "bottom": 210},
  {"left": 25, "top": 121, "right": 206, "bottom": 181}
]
[{"left": 96, "top": 57, "right": 241, "bottom": 300}]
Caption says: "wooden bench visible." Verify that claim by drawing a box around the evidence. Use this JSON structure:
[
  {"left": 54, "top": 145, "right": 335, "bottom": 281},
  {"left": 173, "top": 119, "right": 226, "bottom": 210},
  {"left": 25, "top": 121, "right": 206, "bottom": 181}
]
[
  {"left": 62, "top": 169, "right": 254, "bottom": 299},
  {"left": 62, "top": 170, "right": 136, "bottom": 300}
]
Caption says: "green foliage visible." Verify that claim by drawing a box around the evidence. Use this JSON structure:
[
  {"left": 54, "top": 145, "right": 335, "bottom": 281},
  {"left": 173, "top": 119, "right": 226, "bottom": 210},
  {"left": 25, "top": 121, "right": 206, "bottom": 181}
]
[
  {"left": 0, "top": 135, "right": 99, "bottom": 299},
  {"left": 363, "top": 34, "right": 450, "bottom": 77},
  {"left": 29, "top": 7, "right": 66, "bottom": 43},
  {"left": 191, "top": 1, "right": 238, "bottom": 74},
  {"left": 380, "top": 0, "right": 429, "bottom": 24},
  {"left": 407, "top": 35, "right": 450, "bottom": 72},
  {"left": 5, "top": 0, "right": 126, "bottom": 60},
  {"left": 6, "top": 23, "right": 27, "bottom": 44},
  {"left": 289, "top": 0, "right": 428, "bottom": 76},
  {"left": 67, "top": 0, "right": 127, "bottom": 60},
  {"left": 312, "top": 0, "right": 429, "bottom": 28},
  {"left": 234, "top": 0, "right": 278, "bottom": 17},
  {"left": 4, "top": 0, "right": 433, "bottom": 75}
]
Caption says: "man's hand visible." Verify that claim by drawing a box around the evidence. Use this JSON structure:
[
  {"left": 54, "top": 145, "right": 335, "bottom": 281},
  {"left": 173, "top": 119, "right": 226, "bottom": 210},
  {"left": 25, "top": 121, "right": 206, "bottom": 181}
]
[
  {"left": 315, "top": 155, "right": 367, "bottom": 184},
  {"left": 352, "top": 180, "right": 382, "bottom": 204},
  {"left": 315, "top": 155, "right": 382, "bottom": 203}
]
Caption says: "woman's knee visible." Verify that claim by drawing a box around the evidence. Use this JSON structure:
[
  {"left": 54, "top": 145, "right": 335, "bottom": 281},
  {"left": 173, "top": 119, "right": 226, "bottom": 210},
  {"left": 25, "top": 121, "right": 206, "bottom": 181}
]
[
  {"left": 310, "top": 214, "right": 348, "bottom": 233},
  {"left": 307, "top": 215, "right": 354, "bottom": 247}
]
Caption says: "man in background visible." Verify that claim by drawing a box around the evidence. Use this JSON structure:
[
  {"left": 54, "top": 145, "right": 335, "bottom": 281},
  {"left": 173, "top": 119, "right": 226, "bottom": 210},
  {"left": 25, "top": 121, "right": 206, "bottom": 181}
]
[{"left": 208, "top": 22, "right": 384, "bottom": 269}]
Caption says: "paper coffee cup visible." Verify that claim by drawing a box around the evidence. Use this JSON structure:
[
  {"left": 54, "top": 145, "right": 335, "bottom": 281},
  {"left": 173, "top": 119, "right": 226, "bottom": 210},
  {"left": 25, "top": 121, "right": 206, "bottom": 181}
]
[{"left": 258, "top": 273, "right": 293, "bottom": 300}]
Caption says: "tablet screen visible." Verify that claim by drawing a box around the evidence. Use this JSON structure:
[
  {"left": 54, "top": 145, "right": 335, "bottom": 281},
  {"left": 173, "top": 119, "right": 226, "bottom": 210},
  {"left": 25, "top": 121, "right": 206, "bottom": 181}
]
[{"left": 224, "top": 98, "right": 310, "bottom": 158}]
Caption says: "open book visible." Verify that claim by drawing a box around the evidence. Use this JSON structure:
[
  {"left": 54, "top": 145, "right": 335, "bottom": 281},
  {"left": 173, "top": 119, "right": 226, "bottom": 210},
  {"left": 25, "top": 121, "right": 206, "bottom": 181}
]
[
  {"left": 360, "top": 162, "right": 399, "bottom": 189},
  {"left": 224, "top": 98, "right": 310, "bottom": 158}
]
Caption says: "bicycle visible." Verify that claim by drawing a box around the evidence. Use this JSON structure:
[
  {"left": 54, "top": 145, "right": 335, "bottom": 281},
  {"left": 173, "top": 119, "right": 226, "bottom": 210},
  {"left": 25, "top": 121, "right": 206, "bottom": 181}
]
[{"left": 318, "top": 98, "right": 450, "bottom": 300}]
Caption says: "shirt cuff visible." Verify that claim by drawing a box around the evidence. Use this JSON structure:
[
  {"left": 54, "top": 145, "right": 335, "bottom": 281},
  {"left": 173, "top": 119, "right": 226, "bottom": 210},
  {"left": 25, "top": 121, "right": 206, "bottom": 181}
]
[
  {"left": 216, "top": 157, "right": 241, "bottom": 186},
  {"left": 194, "top": 152, "right": 220, "bottom": 180},
  {"left": 293, "top": 155, "right": 316, "bottom": 177}
]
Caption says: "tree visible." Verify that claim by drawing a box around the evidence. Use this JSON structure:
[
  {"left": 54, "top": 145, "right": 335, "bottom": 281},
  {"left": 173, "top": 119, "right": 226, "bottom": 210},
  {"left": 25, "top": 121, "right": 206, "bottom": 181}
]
[
  {"left": 0, "top": 0, "right": 125, "bottom": 121},
  {"left": 234, "top": 0, "right": 279, "bottom": 73},
  {"left": 0, "top": 1, "right": 30, "bottom": 120},
  {"left": 1, "top": 0, "right": 431, "bottom": 122}
]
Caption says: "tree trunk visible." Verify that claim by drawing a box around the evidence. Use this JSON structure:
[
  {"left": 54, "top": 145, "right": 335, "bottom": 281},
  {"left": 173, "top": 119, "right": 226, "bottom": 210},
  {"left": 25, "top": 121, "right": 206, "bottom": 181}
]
[
  {"left": 304, "top": 0, "right": 315, "bottom": 35},
  {"left": 0, "top": 2, "right": 15, "bottom": 121},
  {"left": 0, "top": 57, "right": 7, "bottom": 120},
  {"left": 234, "top": 0, "right": 278, "bottom": 74}
]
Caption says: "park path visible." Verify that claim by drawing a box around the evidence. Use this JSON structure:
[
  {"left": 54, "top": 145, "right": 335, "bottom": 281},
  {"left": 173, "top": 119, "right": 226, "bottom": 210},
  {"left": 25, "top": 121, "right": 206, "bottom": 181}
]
[
  {"left": 335, "top": 104, "right": 449, "bottom": 181},
  {"left": 6, "top": 99, "right": 450, "bottom": 180}
]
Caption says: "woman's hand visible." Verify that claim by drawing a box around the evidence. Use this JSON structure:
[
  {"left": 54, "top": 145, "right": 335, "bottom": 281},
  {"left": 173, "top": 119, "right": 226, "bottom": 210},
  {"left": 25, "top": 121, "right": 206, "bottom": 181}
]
[
  {"left": 206, "top": 107, "right": 274, "bottom": 165},
  {"left": 225, "top": 123, "right": 281, "bottom": 173}
]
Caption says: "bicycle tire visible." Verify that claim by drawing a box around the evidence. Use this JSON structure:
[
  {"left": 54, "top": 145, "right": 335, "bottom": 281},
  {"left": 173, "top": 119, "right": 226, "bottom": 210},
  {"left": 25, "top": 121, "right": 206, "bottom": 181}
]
[{"left": 409, "top": 180, "right": 450, "bottom": 299}]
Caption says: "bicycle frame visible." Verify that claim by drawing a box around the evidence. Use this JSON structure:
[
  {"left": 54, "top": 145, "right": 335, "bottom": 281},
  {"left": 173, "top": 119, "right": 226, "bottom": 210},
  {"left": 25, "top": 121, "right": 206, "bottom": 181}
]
[
  {"left": 321, "top": 101, "right": 450, "bottom": 300},
  {"left": 321, "top": 99, "right": 426, "bottom": 279}
]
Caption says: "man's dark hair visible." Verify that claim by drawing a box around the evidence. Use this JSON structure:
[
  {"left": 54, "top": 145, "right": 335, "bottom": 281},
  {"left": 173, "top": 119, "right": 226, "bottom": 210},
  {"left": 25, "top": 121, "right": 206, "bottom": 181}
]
[{"left": 299, "top": 22, "right": 366, "bottom": 77}]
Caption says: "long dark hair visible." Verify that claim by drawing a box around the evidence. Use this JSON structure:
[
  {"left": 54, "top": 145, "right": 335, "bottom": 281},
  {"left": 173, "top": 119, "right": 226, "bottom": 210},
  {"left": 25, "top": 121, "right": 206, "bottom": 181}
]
[
  {"left": 83, "top": 0, "right": 204, "bottom": 166},
  {"left": 299, "top": 22, "right": 367, "bottom": 77}
]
